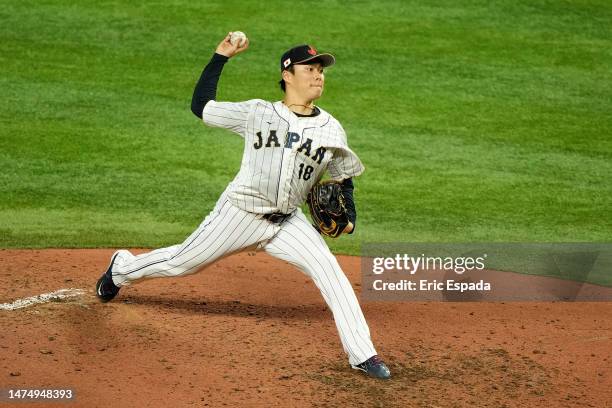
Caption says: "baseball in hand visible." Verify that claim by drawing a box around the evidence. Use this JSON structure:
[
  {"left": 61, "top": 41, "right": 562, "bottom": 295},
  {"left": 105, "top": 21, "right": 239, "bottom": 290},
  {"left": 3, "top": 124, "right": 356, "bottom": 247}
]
[{"left": 229, "top": 31, "right": 247, "bottom": 47}]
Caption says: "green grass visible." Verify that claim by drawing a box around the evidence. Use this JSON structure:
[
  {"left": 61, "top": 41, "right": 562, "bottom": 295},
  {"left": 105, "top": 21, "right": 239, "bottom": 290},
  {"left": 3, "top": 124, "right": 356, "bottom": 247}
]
[{"left": 1, "top": 1, "right": 611, "bottom": 265}]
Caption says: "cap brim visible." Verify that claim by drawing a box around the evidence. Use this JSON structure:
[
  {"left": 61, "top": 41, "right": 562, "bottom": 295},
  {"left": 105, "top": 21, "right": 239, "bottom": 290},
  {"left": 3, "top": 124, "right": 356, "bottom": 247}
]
[{"left": 294, "top": 53, "right": 335, "bottom": 68}]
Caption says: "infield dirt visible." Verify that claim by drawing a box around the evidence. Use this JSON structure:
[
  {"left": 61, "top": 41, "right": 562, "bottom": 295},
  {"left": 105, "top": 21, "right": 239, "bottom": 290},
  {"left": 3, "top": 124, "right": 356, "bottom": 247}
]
[{"left": 1, "top": 249, "right": 610, "bottom": 407}]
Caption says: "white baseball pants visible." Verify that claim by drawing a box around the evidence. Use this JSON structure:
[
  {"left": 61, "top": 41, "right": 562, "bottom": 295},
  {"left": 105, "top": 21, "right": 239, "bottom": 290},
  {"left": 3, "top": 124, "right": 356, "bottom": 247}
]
[{"left": 110, "top": 191, "right": 377, "bottom": 366}]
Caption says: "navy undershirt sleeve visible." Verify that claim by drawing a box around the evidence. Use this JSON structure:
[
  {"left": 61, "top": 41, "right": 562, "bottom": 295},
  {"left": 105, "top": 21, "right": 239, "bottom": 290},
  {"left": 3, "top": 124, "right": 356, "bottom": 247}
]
[
  {"left": 341, "top": 178, "right": 357, "bottom": 233},
  {"left": 191, "top": 53, "right": 229, "bottom": 119}
]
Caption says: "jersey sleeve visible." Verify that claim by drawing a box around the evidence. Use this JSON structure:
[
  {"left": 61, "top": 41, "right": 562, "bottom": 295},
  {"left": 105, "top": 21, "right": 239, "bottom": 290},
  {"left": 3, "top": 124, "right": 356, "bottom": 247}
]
[
  {"left": 327, "top": 123, "right": 365, "bottom": 180},
  {"left": 202, "top": 99, "right": 258, "bottom": 137},
  {"left": 328, "top": 147, "right": 365, "bottom": 180}
]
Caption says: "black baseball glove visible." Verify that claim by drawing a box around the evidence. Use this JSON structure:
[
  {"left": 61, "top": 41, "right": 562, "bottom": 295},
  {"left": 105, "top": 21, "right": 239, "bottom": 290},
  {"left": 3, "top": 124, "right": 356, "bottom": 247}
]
[{"left": 307, "top": 180, "right": 350, "bottom": 238}]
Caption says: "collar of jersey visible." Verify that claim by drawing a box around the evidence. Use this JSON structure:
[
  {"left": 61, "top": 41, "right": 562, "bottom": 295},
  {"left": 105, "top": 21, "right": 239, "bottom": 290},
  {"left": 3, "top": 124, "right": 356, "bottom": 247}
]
[{"left": 273, "top": 101, "right": 330, "bottom": 128}]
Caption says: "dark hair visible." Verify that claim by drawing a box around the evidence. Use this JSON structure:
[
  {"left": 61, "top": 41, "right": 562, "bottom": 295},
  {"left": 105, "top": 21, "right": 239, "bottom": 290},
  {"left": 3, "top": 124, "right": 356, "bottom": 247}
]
[{"left": 279, "top": 65, "right": 295, "bottom": 92}]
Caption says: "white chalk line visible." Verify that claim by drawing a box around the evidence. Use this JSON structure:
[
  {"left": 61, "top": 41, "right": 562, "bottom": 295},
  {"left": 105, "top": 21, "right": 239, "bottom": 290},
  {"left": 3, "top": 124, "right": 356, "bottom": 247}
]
[{"left": 0, "top": 288, "right": 86, "bottom": 311}]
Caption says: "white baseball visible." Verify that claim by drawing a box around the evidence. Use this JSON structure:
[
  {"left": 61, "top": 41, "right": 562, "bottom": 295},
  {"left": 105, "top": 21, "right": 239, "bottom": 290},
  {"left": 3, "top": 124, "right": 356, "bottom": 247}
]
[{"left": 229, "top": 31, "right": 247, "bottom": 47}]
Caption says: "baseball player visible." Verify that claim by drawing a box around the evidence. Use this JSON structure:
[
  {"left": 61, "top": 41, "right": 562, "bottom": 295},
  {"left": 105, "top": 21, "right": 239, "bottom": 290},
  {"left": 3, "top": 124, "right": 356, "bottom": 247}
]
[{"left": 96, "top": 32, "right": 391, "bottom": 380}]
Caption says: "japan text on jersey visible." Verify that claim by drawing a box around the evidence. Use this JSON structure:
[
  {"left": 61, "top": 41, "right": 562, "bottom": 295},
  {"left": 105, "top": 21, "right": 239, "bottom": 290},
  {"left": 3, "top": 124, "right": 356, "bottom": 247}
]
[{"left": 202, "top": 100, "right": 364, "bottom": 214}]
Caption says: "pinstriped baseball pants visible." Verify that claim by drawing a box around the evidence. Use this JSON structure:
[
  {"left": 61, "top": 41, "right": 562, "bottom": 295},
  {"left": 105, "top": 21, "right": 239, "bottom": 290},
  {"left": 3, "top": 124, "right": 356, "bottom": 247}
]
[{"left": 110, "top": 191, "right": 377, "bottom": 366}]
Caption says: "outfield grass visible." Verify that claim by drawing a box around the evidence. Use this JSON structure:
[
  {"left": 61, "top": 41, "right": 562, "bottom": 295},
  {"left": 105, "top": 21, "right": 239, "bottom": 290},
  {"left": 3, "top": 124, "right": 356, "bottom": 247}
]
[{"left": 1, "top": 1, "right": 611, "bottom": 261}]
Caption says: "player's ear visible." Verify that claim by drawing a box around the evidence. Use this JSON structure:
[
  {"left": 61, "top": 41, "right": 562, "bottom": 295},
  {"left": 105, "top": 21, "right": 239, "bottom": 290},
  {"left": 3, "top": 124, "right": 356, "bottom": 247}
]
[{"left": 282, "top": 69, "right": 293, "bottom": 85}]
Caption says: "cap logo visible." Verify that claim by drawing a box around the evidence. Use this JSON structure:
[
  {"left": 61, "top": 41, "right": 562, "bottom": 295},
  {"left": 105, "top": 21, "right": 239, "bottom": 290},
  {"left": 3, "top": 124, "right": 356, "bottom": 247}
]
[
  {"left": 307, "top": 46, "right": 317, "bottom": 56},
  {"left": 283, "top": 58, "right": 291, "bottom": 68}
]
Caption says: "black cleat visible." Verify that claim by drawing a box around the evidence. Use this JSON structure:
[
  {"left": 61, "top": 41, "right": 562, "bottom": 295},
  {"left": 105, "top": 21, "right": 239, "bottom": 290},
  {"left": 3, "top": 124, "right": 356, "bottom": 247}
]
[
  {"left": 96, "top": 252, "right": 121, "bottom": 302},
  {"left": 352, "top": 355, "right": 391, "bottom": 380}
]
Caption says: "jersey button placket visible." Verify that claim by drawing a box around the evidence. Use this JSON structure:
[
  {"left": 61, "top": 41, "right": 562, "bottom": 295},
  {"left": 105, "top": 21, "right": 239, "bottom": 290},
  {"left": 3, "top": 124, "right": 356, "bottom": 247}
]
[{"left": 278, "top": 125, "right": 302, "bottom": 214}]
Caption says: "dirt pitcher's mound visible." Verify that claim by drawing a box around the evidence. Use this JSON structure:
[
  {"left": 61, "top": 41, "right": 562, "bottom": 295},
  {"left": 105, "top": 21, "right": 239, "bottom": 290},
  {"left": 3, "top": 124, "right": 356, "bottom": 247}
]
[{"left": 0, "top": 249, "right": 611, "bottom": 407}]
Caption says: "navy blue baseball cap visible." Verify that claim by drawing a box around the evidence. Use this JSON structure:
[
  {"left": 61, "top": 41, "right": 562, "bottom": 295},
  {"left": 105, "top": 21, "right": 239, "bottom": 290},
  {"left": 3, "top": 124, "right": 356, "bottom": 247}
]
[{"left": 280, "top": 44, "right": 335, "bottom": 71}]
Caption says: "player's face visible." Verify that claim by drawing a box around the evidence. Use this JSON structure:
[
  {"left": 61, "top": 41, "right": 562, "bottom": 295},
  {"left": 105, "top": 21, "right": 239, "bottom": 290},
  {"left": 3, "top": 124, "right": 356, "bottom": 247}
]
[{"left": 289, "top": 62, "right": 325, "bottom": 101}]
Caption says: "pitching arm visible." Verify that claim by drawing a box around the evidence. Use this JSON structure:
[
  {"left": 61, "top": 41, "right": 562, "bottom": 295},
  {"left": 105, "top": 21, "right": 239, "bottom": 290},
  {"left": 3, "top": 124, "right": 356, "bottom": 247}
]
[
  {"left": 190, "top": 53, "right": 228, "bottom": 119},
  {"left": 191, "top": 33, "right": 249, "bottom": 119}
]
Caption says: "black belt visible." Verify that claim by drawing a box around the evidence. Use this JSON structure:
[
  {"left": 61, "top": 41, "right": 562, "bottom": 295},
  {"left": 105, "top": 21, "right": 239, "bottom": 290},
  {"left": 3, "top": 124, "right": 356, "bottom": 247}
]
[{"left": 263, "top": 212, "right": 292, "bottom": 224}]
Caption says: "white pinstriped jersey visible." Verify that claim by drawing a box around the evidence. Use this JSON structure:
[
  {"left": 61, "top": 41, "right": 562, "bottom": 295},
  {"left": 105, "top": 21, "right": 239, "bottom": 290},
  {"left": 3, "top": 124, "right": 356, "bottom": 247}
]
[{"left": 202, "top": 99, "right": 364, "bottom": 214}]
